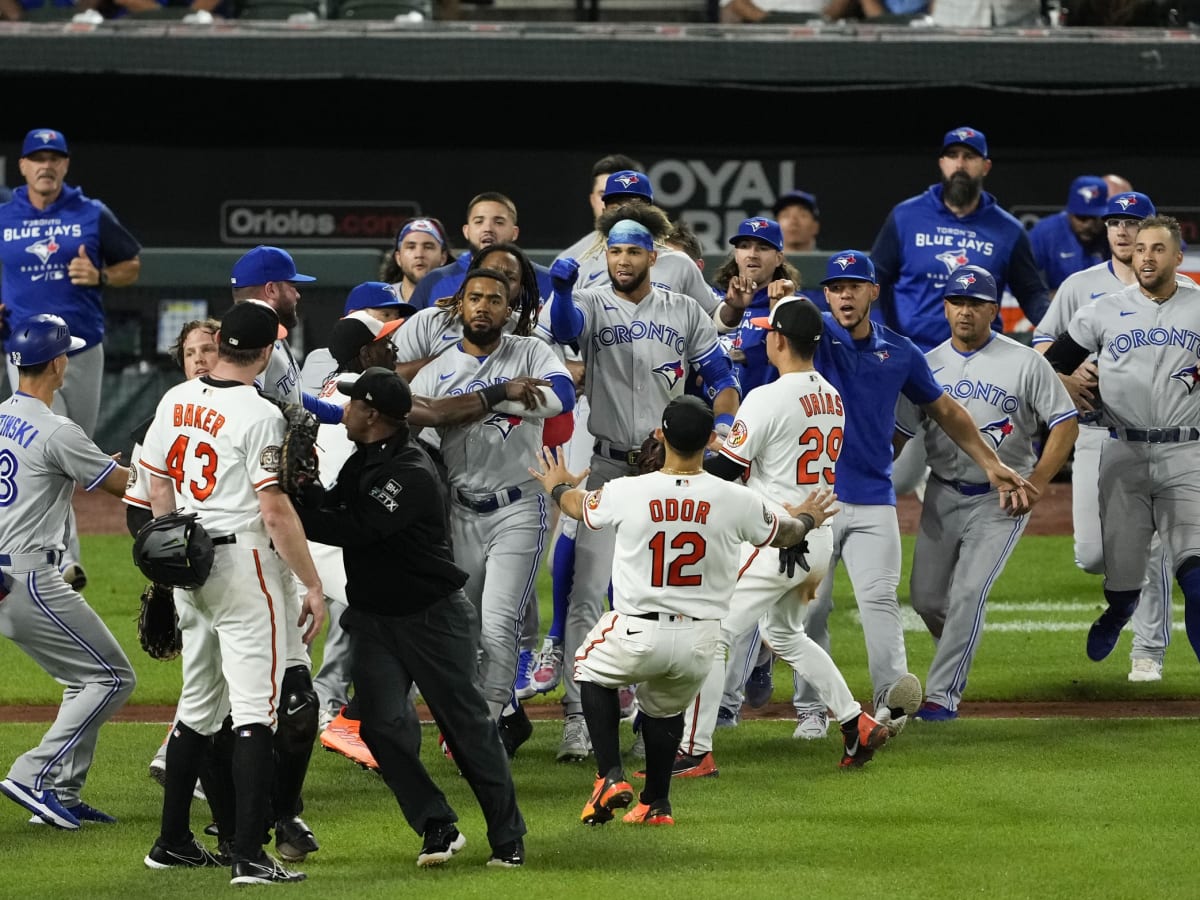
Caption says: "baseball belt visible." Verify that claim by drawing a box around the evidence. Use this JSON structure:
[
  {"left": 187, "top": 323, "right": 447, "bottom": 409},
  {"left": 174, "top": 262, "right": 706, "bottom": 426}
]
[
  {"left": 1109, "top": 427, "right": 1200, "bottom": 443},
  {"left": 455, "top": 486, "right": 522, "bottom": 514},
  {"left": 0, "top": 549, "right": 64, "bottom": 568},
  {"left": 929, "top": 472, "right": 993, "bottom": 497},
  {"left": 594, "top": 440, "right": 640, "bottom": 467}
]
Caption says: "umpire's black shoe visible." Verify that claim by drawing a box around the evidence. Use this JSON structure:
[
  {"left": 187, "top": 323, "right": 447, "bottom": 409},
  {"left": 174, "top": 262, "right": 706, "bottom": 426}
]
[
  {"left": 500, "top": 705, "right": 534, "bottom": 758},
  {"left": 144, "top": 837, "right": 224, "bottom": 869},
  {"left": 417, "top": 822, "right": 466, "bottom": 867},
  {"left": 230, "top": 854, "right": 306, "bottom": 885},
  {"left": 275, "top": 816, "right": 319, "bottom": 862},
  {"left": 486, "top": 837, "right": 525, "bottom": 868}
]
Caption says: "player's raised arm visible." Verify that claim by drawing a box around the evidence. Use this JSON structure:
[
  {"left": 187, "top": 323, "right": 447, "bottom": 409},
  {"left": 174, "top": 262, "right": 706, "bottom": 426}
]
[{"left": 528, "top": 445, "right": 590, "bottom": 520}]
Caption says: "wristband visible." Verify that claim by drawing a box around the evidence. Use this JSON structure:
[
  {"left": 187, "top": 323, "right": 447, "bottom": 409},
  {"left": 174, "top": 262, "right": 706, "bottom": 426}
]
[
  {"left": 480, "top": 382, "right": 508, "bottom": 409},
  {"left": 550, "top": 482, "right": 573, "bottom": 506},
  {"left": 98, "top": 270, "right": 108, "bottom": 287},
  {"left": 796, "top": 512, "right": 815, "bottom": 533}
]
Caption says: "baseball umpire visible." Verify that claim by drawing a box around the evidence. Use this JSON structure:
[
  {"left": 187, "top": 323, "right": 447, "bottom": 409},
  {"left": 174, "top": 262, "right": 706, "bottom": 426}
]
[
  {"left": 0, "top": 314, "right": 135, "bottom": 830},
  {"left": 293, "top": 367, "right": 528, "bottom": 869}
]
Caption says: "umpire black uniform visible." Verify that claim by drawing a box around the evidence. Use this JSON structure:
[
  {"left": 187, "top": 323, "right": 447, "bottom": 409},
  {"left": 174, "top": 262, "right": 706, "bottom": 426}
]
[{"left": 294, "top": 367, "right": 526, "bottom": 868}]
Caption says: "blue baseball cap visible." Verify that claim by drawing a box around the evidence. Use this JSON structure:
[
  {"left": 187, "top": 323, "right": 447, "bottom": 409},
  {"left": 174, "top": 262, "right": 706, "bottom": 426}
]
[
  {"left": 230, "top": 246, "right": 316, "bottom": 287},
  {"left": 1105, "top": 191, "right": 1156, "bottom": 220},
  {"left": 773, "top": 190, "right": 820, "bottom": 219},
  {"left": 602, "top": 170, "right": 654, "bottom": 203},
  {"left": 729, "top": 217, "right": 783, "bottom": 252},
  {"left": 820, "top": 250, "right": 876, "bottom": 285},
  {"left": 22, "top": 128, "right": 69, "bottom": 157},
  {"left": 941, "top": 126, "right": 988, "bottom": 159},
  {"left": 944, "top": 265, "right": 998, "bottom": 304},
  {"left": 1066, "top": 176, "right": 1108, "bottom": 216},
  {"left": 343, "top": 281, "right": 417, "bottom": 318}
]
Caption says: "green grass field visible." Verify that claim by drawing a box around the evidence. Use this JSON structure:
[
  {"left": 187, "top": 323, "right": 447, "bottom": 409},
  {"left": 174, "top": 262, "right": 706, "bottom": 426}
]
[{"left": 0, "top": 534, "right": 1196, "bottom": 898}]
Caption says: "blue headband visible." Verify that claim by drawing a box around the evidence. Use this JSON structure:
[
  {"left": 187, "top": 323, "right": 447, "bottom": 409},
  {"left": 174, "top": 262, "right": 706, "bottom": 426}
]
[{"left": 606, "top": 220, "right": 655, "bottom": 251}]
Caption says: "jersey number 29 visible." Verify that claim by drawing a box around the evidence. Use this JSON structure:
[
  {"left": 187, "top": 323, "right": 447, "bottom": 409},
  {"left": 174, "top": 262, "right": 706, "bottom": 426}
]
[{"left": 797, "top": 425, "right": 842, "bottom": 485}]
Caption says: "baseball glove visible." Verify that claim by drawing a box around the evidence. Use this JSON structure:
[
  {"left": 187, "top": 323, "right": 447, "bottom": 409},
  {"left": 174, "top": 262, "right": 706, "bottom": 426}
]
[
  {"left": 138, "top": 582, "right": 182, "bottom": 661},
  {"left": 637, "top": 431, "right": 665, "bottom": 475},
  {"left": 279, "top": 403, "right": 321, "bottom": 496}
]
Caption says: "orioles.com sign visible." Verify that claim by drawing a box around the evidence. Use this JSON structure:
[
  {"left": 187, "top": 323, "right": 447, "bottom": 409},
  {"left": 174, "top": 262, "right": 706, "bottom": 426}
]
[{"left": 220, "top": 200, "right": 422, "bottom": 246}]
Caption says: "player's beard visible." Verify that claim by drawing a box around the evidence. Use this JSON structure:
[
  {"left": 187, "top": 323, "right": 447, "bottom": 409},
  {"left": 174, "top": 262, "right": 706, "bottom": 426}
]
[
  {"left": 612, "top": 268, "right": 649, "bottom": 295},
  {"left": 464, "top": 321, "right": 503, "bottom": 347},
  {"left": 942, "top": 171, "right": 984, "bottom": 209},
  {"left": 1136, "top": 267, "right": 1174, "bottom": 297}
]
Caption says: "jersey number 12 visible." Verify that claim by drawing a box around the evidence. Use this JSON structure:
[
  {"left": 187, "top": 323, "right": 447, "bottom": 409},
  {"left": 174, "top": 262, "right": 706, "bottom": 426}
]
[{"left": 648, "top": 531, "right": 706, "bottom": 587}]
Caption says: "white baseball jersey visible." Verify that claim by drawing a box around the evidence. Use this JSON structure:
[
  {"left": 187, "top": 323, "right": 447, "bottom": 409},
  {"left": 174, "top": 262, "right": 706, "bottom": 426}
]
[
  {"left": 719, "top": 369, "right": 844, "bottom": 509},
  {"left": 410, "top": 334, "right": 569, "bottom": 493},
  {"left": 1067, "top": 282, "right": 1200, "bottom": 430},
  {"left": 556, "top": 233, "right": 720, "bottom": 315},
  {"left": 140, "top": 377, "right": 285, "bottom": 536},
  {"left": 581, "top": 470, "right": 779, "bottom": 620},
  {"left": 0, "top": 393, "right": 116, "bottom": 553},
  {"left": 551, "top": 286, "right": 724, "bottom": 448}
]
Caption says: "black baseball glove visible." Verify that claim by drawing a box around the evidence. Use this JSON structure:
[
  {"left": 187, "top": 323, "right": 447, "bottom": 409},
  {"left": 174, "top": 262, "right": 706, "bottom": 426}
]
[
  {"left": 637, "top": 432, "right": 665, "bottom": 475},
  {"left": 278, "top": 403, "right": 321, "bottom": 497},
  {"left": 138, "top": 582, "right": 182, "bottom": 661},
  {"left": 778, "top": 540, "right": 811, "bottom": 579}
]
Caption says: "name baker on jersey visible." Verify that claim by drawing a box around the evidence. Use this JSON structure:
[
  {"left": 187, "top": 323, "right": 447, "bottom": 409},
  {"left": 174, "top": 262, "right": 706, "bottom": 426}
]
[
  {"left": 590, "top": 321, "right": 688, "bottom": 355},
  {"left": 939, "top": 379, "right": 1020, "bottom": 415},
  {"left": 3, "top": 223, "right": 82, "bottom": 242},
  {"left": 1104, "top": 326, "right": 1200, "bottom": 363},
  {"left": 0, "top": 414, "right": 39, "bottom": 449}
]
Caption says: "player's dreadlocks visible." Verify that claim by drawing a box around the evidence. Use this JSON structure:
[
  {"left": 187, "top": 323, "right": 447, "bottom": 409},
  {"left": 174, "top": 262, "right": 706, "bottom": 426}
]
[{"left": 437, "top": 242, "right": 540, "bottom": 337}]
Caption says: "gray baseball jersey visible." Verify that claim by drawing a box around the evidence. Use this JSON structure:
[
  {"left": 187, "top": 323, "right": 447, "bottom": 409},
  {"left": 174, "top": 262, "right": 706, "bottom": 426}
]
[
  {"left": 0, "top": 392, "right": 133, "bottom": 808},
  {"left": 555, "top": 285, "right": 723, "bottom": 448},
  {"left": 395, "top": 306, "right": 555, "bottom": 363},
  {"left": 899, "top": 333, "right": 1076, "bottom": 713},
  {"left": 261, "top": 340, "right": 303, "bottom": 405},
  {"left": 556, "top": 233, "right": 720, "bottom": 315}
]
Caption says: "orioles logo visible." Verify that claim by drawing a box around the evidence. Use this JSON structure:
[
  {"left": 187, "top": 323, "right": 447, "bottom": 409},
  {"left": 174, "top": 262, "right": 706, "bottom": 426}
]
[
  {"left": 1170, "top": 364, "right": 1200, "bottom": 394},
  {"left": 980, "top": 416, "right": 1014, "bottom": 450},
  {"left": 26, "top": 236, "right": 60, "bottom": 265},
  {"left": 484, "top": 413, "right": 524, "bottom": 438},
  {"left": 936, "top": 248, "right": 970, "bottom": 274},
  {"left": 652, "top": 359, "right": 685, "bottom": 389},
  {"left": 728, "top": 420, "right": 748, "bottom": 448},
  {"left": 585, "top": 490, "right": 601, "bottom": 511}
]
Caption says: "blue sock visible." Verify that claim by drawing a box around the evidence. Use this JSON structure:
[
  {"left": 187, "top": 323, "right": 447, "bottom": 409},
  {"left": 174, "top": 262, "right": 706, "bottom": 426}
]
[
  {"left": 1177, "top": 567, "right": 1200, "bottom": 662},
  {"left": 549, "top": 531, "right": 576, "bottom": 644},
  {"left": 1102, "top": 588, "right": 1140, "bottom": 620}
]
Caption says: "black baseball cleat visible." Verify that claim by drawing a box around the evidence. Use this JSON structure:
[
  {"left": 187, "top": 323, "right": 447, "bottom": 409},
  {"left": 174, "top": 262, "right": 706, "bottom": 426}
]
[
  {"left": 144, "top": 837, "right": 224, "bottom": 869},
  {"left": 486, "top": 837, "right": 525, "bottom": 868},
  {"left": 229, "top": 854, "right": 306, "bottom": 885},
  {"left": 417, "top": 822, "right": 465, "bottom": 867},
  {"left": 275, "top": 816, "right": 319, "bottom": 862},
  {"left": 499, "top": 706, "right": 534, "bottom": 758}
]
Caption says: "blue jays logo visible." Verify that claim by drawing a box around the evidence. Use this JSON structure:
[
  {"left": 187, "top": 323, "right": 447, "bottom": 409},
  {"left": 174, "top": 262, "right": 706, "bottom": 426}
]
[
  {"left": 30, "top": 130, "right": 60, "bottom": 146},
  {"left": 980, "top": 416, "right": 1015, "bottom": 450},
  {"left": 953, "top": 272, "right": 977, "bottom": 292},
  {"left": 936, "top": 248, "right": 970, "bottom": 274},
  {"left": 874, "top": 350, "right": 889, "bottom": 362},
  {"left": 26, "top": 236, "right": 60, "bottom": 264},
  {"left": 653, "top": 359, "right": 685, "bottom": 388},
  {"left": 614, "top": 173, "right": 641, "bottom": 191},
  {"left": 1170, "top": 364, "right": 1200, "bottom": 394},
  {"left": 747, "top": 218, "right": 770, "bottom": 234},
  {"left": 485, "top": 413, "right": 524, "bottom": 438},
  {"left": 1113, "top": 195, "right": 1141, "bottom": 213},
  {"left": 950, "top": 128, "right": 979, "bottom": 143},
  {"left": 832, "top": 253, "right": 858, "bottom": 271},
  {"left": 1075, "top": 184, "right": 1102, "bottom": 205}
]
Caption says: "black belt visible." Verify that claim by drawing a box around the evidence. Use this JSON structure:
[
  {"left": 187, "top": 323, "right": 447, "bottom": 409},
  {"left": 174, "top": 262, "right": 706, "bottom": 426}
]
[
  {"left": 628, "top": 611, "right": 704, "bottom": 623},
  {"left": 0, "top": 549, "right": 63, "bottom": 567},
  {"left": 594, "top": 441, "right": 640, "bottom": 467},
  {"left": 455, "top": 486, "right": 521, "bottom": 514},
  {"left": 930, "top": 472, "right": 993, "bottom": 497},
  {"left": 1109, "top": 427, "right": 1200, "bottom": 443},
  {"left": 211, "top": 535, "right": 237, "bottom": 546}
]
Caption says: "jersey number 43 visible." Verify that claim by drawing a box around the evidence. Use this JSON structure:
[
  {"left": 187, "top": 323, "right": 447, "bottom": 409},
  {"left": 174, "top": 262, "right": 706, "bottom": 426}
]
[{"left": 166, "top": 435, "right": 218, "bottom": 501}]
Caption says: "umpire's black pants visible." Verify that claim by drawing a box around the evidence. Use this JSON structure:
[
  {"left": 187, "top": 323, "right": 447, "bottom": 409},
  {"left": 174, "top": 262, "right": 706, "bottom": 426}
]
[{"left": 343, "top": 590, "right": 526, "bottom": 852}]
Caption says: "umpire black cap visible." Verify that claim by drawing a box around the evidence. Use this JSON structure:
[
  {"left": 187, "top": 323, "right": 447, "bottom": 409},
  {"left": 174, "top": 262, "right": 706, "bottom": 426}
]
[{"left": 337, "top": 366, "right": 412, "bottom": 419}]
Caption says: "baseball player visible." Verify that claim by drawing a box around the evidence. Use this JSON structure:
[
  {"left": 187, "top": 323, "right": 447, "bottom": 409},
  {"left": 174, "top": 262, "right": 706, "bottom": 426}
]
[
  {"left": 680, "top": 297, "right": 892, "bottom": 775},
  {"left": 528, "top": 396, "right": 837, "bottom": 826},
  {"left": 380, "top": 216, "right": 452, "bottom": 303},
  {"left": 546, "top": 217, "right": 740, "bottom": 761},
  {"left": 1033, "top": 192, "right": 1187, "bottom": 681},
  {"left": 0, "top": 314, "right": 134, "bottom": 830},
  {"left": 298, "top": 281, "right": 415, "bottom": 395},
  {"left": 1043, "top": 216, "right": 1200, "bottom": 667},
  {"left": 411, "top": 267, "right": 575, "bottom": 750},
  {"left": 1027, "top": 175, "right": 1110, "bottom": 292},
  {"left": 787, "top": 251, "right": 1035, "bottom": 736},
  {"left": 898, "top": 266, "right": 1078, "bottom": 719},
  {"left": 140, "top": 300, "right": 324, "bottom": 884},
  {"left": 554, "top": 170, "right": 720, "bottom": 316}
]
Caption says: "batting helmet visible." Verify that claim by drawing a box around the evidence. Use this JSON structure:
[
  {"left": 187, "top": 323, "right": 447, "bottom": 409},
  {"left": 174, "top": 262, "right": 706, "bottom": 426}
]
[
  {"left": 132, "top": 510, "right": 215, "bottom": 589},
  {"left": 7, "top": 314, "right": 86, "bottom": 367},
  {"left": 944, "top": 265, "right": 999, "bottom": 304}
]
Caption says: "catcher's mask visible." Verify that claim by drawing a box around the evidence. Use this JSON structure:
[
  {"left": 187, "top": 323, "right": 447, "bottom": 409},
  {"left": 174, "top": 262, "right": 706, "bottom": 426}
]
[{"left": 132, "top": 509, "right": 215, "bottom": 589}]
